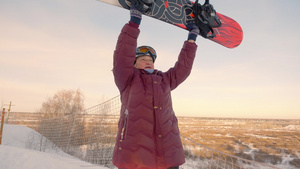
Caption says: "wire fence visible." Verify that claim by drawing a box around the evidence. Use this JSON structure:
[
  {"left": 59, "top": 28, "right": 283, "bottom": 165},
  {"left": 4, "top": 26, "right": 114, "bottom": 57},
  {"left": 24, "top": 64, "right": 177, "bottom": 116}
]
[{"left": 4, "top": 95, "right": 292, "bottom": 169}]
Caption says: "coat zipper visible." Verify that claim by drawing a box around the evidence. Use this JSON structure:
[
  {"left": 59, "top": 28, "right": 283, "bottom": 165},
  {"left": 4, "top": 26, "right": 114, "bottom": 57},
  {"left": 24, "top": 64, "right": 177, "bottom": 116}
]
[{"left": 121, "top": 109, "right": 129, "bottom": 140}]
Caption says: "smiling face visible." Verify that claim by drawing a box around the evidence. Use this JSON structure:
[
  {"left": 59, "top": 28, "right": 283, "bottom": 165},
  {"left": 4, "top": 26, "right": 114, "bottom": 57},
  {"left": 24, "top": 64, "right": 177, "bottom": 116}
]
[{"left": 134, "top": 55, "right": 154, "bottom": 69}]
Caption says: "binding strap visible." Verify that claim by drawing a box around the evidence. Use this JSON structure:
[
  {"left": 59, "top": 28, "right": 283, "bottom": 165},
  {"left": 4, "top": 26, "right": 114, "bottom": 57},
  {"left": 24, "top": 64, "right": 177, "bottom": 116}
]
[
  {"left": 193, "top": 0, "right": 222, "bottom": 39},
  {"left": 129, "top": 0, "right": 155, "bottom": 14}
]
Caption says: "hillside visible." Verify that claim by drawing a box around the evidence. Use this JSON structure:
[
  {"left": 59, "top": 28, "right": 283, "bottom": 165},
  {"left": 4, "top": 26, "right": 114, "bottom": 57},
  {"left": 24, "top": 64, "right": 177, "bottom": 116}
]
[
  {"left": 3, "top": 112, "right": 300, "bottom": 168},
  {"left": 1, "top": 124, "right": 107, "bottom": 169}
]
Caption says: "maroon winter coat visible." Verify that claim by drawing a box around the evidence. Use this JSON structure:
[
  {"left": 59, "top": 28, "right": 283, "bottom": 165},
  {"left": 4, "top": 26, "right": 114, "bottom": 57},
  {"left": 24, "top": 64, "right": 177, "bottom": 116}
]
[{"left": 112, "top": 23, "right": 197, "bottom": 169}]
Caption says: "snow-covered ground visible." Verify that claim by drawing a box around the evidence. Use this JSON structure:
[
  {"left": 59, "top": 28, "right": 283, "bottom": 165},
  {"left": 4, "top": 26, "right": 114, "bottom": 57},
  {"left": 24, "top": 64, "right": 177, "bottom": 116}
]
[
  {"left": 1, "top": 123, "right": 299, "bottom": 169},
  {"left": 0, "top": 124, "right": 108, "bottom": 169}
]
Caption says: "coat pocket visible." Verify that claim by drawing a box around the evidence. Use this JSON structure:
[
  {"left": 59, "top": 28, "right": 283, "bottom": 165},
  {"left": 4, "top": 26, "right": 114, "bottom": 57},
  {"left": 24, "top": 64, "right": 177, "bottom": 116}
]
[{"left": 120, "top": 109, "right": 129, "bottom": 140}]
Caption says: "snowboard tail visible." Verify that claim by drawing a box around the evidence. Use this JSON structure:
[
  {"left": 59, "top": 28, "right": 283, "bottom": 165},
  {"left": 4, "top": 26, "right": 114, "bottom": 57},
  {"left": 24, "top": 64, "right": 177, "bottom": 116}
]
[{"left": 211, "top": 13, "right": 243, "bottom": 48}]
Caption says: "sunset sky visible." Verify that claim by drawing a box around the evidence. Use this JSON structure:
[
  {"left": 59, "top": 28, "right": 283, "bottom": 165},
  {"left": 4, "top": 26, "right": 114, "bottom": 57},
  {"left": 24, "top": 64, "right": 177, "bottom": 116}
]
[{"left": 1, "top": 0, "right": 299, "bottom": 119}]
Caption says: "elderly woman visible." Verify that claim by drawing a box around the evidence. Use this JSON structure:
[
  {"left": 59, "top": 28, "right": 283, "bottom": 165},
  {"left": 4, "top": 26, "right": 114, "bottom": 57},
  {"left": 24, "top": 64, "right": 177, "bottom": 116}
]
[{"left": 112, "top": 2, "right": 199, "bottom": 169}]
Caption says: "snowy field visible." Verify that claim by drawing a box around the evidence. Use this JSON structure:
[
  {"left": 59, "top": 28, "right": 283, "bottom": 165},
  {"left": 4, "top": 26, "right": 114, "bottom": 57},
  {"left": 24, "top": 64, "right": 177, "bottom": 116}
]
[
  {"left": 1, "top": 118, "right": 299, "bottom": 169},
  {"left": 0, "top": 124, "right": 108, "bottom": 169},
  {"left": 178, "top": 117, "right": 300, "bottom": 168}
]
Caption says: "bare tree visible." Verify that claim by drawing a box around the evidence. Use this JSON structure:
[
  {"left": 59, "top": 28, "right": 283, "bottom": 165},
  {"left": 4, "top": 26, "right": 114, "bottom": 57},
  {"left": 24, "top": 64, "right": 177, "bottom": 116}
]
[
  {"left": 40, "top": 89, "right": 85, "bottom": 117},
  {"left": 36, "top": 89, "right": 87, "bottom": 154}
]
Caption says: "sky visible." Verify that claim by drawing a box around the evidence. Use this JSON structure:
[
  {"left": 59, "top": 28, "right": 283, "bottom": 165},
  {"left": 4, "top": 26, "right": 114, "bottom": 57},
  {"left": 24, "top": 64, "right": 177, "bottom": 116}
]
[{"left": 0, "top": 0, "right": 300, "bottom": 119}]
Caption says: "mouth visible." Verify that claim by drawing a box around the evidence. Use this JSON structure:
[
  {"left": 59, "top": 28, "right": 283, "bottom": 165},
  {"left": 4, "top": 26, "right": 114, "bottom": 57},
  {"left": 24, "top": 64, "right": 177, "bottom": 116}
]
[{"left": 145, "top": 66, "right": 152, "bottom": 69}]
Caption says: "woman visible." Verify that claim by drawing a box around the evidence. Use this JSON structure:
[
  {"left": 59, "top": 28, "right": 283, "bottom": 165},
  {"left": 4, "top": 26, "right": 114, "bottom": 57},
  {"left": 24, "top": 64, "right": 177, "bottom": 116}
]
[{"left": 112, "top": 2, "right": 199, "bottom": 169}]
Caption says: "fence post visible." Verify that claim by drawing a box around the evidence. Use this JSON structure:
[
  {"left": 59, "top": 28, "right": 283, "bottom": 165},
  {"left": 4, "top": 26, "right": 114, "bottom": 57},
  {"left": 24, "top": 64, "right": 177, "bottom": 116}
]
[
  {"left": 5, "top": 101, "right": 12, "bottom": 123},
  {"left": 0, "top": 108, "right": 5, "bottom": 144}
]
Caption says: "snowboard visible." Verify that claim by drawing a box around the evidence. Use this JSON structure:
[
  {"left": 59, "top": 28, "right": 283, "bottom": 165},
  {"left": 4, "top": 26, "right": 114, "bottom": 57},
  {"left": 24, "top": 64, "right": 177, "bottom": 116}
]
[{"left": 97, "top": 0, "right": 243, "bottom": 48}]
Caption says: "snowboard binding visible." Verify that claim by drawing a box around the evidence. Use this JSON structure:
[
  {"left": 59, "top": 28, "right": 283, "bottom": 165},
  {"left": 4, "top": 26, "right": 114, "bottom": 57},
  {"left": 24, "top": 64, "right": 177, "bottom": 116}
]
[
  {"left": 127, "top": 0, "right": 156, "bottom": 14},
  {"left": 192, "top": 0, "right": 222, "bottom": 39}
]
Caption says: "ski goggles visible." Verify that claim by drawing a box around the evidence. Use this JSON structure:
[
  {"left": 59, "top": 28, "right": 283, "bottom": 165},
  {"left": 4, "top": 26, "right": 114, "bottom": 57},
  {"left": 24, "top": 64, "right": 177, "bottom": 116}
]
[{"left": 136, "top": 46, "right": 157, "bottom": 62}]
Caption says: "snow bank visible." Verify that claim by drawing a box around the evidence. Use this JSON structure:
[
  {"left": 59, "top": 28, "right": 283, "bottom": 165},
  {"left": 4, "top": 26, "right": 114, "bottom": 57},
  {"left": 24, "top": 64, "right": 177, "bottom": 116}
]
[
  {"left": 0, "top": 124, "right": 107, "bottom": 169},
  {"left": 284, "top": 125, "right": 300, "bottom": 130}
]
